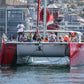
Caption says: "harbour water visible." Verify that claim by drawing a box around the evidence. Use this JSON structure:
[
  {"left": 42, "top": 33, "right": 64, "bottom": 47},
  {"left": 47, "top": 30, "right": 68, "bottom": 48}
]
[{"left": 0, "top": 65, "right": 84, "bottom": 84}]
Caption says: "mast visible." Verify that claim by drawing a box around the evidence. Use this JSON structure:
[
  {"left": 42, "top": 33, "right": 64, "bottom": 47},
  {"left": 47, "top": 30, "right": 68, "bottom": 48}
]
[
  {"left": 43, "top": 0, "right": 47, "bottom": 39},
  {"left": 37, "top": 0, "right": 40, "bottom": 35}
]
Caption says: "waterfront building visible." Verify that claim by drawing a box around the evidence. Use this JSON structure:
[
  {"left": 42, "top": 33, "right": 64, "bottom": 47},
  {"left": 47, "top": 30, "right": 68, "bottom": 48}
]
[
  {"left": 0, "top": 0, "right": 84, "bottom": 41},
  {"left": 0, "top": 0, "right": 27, "bottom": 7},
  {"left": 0, "top": 0, "right": 29, "bottom": 38}
]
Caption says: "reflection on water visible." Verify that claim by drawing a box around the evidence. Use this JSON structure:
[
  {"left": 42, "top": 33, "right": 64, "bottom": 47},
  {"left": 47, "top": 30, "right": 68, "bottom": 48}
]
[
  {"left": 0, "top": 65, "right": 84, "bottom": 84},
  {"left": 70, "top": 67, "right": 84, "bottom": 84}
]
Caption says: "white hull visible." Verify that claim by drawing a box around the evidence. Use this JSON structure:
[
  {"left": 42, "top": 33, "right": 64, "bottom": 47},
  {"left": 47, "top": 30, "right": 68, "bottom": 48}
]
[
  {"left": 15, "top": 42, "right": 70, "bottom": 65},
  {"left": 17, "top": 42, "right": 69, "bottom": 57},
  {"left": 0, "top": 42, "right": 70, "bottom": 66}
]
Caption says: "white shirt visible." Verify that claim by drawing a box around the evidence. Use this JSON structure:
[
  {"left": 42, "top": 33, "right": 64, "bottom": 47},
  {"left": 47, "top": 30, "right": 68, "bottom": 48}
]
[
  {"left": 17, "top": 24, "right": 25, "bottom": 32},
  {"left": 49, "top": 34, "right": 56, "bottom": 39},
  {"left": 70, "top": 36, "right": 77, "bottom": 42},
  {"left": 58, "top": 38, "right": 63, "bottom": 42}
]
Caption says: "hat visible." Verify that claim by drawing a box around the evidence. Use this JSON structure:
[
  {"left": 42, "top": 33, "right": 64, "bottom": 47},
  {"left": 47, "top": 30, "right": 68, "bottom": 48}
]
[
  {"left": 71, "top": 32, "right": 75, "bottom": 37},
  {"left": 51, "top": 32, "right": 54, "bottom": 34}
]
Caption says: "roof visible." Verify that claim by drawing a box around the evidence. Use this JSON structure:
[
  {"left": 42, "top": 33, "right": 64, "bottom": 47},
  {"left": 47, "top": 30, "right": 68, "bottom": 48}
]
[{"left": 47, "top": 4, "right": 58, "bottom": 8}]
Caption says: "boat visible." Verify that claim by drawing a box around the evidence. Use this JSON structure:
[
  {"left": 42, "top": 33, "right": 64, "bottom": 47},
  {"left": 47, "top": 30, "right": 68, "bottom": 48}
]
[
  {"left": 0, "top": 29, "right": 83, "bottom": 67},
  {"left": 0, "top": 0, "right": 84, "bottom": 68}
]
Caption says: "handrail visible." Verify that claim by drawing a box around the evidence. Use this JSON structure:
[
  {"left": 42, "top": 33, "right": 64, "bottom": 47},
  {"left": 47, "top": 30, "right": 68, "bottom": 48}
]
[{"left": 24, "top": 29, "right": 82, "bottom": 34}]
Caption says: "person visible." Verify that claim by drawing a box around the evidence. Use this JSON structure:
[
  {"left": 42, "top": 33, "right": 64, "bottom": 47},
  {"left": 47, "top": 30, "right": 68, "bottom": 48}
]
[
  {"left": 33, "top": 32, "right": 37, "bottom": 41},
  {"left": 49, "top": 32, "right": 56, "bottom": 39},
  {"left": 2, "top": 33, "right": 8, "bottom": 42},
  {"left": 16, "top": 22, "right": 25, "bottom": 41},
  {"left": 49, "top": 35, "right": 56, "bottom": 42},
  {"left": 49, "top": 32, "right": 56, "bottom": 42},
  {"left": 37, "top": 35, "right": 41, "bottom": 42},
  {"left": 63, "top": 34, "right": 70, "bottom": 42},
  {"left": 58, "top": 35, "right": 64, "bottom": 42},
  {"left": 70, "top": 32, "right": 77, "bottom": 42},
  {"left": 41, "top": 36, "right": 44, "bottom": 42},
  {"left": 27, "top": 32, "right": 33, "bottom": 42},
  {"left": 44, "top": 35, "right": 49, "bottom": 42},
  {"left": 21, "top": 33, "right": 27, "bottom": 42}
]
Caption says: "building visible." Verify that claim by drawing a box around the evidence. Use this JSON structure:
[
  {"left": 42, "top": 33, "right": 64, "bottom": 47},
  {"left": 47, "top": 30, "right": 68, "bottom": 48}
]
[
  {"left": 64, "top": 13, "right": 78, "bottom": 22},
  {"left": 0, "top": 0, "right": 29, "bottom": 38},
  {"left": 0, "top": 0, "right": 27, "bottom": 7}
]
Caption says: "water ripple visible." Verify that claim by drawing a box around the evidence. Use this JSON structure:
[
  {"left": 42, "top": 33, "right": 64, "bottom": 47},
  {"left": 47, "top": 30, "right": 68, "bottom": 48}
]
[{"left": 0, "top": 65, "right": 84, "bottom": 84}]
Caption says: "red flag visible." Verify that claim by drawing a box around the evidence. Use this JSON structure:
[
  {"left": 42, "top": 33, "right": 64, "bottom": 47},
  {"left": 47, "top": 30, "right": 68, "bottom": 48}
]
[{"left": 47, "top": 15, "right": 53, "bottom": 26}]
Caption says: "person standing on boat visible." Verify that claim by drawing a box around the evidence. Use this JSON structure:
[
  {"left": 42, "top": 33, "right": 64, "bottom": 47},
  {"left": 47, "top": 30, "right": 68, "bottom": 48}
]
[{"left": 16, "top": 22, "right": 25, "bottom": 41}]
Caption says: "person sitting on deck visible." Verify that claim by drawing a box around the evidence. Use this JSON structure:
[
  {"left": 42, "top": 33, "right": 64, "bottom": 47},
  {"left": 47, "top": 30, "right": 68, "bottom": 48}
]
[
  {"left": 41, "top": 36, "right": 44, "bottom": 42},
  {"left": 63, "top": 34, "right": 69, "bottom": 42},
  {"left": 70, "top": 32, "right": 77, "bottom": 42},
  {"left": 27, "top": 32, "right": 33, "bottom": 42},
  {"left": 44, "top": 35, "right": 49, "bottom": 42},
  {"left": 21, "top": 33, "right": 27, "bottom": 42},
  {"left": 49, "top": 35, "right": 56, "bottom": 42},
  {"left": 37, "top": 35, "right": 41, "bottom": 42},
  {"left": 58, "top": 35, "right": 64, "bottom": 42},
  {"left": 49, "top": 32, "right": 56, "bottom": 42}
]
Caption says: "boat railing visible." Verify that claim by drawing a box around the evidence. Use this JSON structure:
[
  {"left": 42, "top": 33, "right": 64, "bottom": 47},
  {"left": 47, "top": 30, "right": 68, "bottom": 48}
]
[
  {"left": 6, "top": 41, "right": 69, "bottom": 45},
  {"left": 14, "top": 29, "right": 82, "bottom": 43}
]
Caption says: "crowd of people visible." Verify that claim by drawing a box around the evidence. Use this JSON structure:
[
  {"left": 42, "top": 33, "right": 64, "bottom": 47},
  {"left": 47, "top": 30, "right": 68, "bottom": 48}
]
[
  {"left": 16, "top": 22, "right": 77, "bottom": 43},
  {"left": 1, "top": 22, "right": 77, "bottom": 43},
  {"left": 18, "top": 31, "right": 77, "bottom": 43},
  {"left": 0, "top": 22, "right": 78, "bottom": 43}
]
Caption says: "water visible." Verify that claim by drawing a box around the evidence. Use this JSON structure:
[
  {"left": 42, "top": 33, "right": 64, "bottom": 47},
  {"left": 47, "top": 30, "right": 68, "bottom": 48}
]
[{"left": 0, "top": 65, "right": 84, "bottom": 84}]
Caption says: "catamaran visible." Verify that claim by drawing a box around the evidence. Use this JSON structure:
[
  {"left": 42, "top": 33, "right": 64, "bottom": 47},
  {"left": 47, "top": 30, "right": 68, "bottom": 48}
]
[{"left": 0, "top": 0, "right": 84, "bottom": 68}]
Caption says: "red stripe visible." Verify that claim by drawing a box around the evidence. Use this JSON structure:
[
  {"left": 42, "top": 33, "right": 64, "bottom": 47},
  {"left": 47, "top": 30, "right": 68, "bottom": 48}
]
[
  {"left": 69, "top": 43, "right": 84, "bottom": 66},
  {"left": 0, "top": 42, "right": 5, "bottom": 65},
  {"left": 0, "top": 43, "right": 17, "bottom": 65}
]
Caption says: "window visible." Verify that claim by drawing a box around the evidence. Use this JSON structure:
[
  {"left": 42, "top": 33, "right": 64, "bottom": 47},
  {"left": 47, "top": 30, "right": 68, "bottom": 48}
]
[
  {"left": 2, "top": 0, "right": 5, "bottom": 4},
  {"left": 7, "top": 10, "right": 23, "bottom": 21}
]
